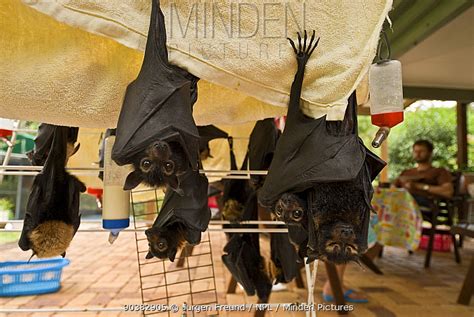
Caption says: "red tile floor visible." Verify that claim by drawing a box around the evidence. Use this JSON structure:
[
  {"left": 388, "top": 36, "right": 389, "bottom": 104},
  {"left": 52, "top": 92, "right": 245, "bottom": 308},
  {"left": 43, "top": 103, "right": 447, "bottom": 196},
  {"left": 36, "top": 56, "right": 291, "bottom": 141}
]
[{"left": 1, "top": 226, "right": 473, "bottom": 317}]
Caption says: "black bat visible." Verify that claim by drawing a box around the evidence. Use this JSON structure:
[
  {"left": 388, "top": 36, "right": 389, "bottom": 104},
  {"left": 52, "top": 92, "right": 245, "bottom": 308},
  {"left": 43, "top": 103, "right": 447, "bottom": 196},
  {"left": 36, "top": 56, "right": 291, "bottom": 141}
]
[
  {"left": 19, "top": 126, "right": 86, "bottom": 258},
  {"left": 26, "top": 123, "right": 80, "bottom": 166},
  {"left": 269, "top": 233, "right": 301, "bottom": 283},
  {"left": 247, "top": 118, "right": 302, "bottom": 280},
  {"left": 259, "top": 31, "right": 386, "bottom": 264},
  {"left": 112, "top": 0, "right": 200, "bottom": 193},
  {"left": 248, "top": 119, "right": 280, "bottom": 190},
  {"left": 221, "top": 192, "right": 272, "bottom": 302},
  {"left": 220, "top": 137, "right": 252, "bottom": 222},
  {"left": 145, "top": 169, "right": 210, "bottom": 262},
  {"left": 197, "top": 125, "right": 228, "bottom": 161}
]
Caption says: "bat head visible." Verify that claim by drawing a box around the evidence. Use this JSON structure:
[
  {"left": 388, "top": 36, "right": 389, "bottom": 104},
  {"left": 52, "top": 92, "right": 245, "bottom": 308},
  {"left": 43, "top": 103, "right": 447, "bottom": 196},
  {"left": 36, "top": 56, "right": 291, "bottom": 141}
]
[
  {"left": 124, "top": 141, "right": 188, "bottom": 193},
  {"left": 273, "top": 193, "right": 307, "bottom": 225},
  {"left": 309, "top": 181, "right": 369, "bottom": 264},
  {"left": 144, "top": 223, "right": 186, "bottom": 262},
  {"left": 222, "top": 199, "right": 245, "bottom": 221}
]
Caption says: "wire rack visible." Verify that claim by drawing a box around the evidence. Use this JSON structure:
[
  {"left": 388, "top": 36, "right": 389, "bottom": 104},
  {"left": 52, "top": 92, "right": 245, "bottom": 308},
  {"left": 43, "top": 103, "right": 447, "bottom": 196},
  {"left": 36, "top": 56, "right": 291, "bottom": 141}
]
[{"left": 131, "top": 188, "right": 219, "bottom": 316}]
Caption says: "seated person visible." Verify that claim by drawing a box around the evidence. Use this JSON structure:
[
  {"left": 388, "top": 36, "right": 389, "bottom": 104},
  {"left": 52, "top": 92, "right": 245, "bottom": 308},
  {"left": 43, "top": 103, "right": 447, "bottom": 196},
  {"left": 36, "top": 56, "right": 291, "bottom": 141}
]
[{"left": 394, "top": 140, "right": 453, "bottom": 208}]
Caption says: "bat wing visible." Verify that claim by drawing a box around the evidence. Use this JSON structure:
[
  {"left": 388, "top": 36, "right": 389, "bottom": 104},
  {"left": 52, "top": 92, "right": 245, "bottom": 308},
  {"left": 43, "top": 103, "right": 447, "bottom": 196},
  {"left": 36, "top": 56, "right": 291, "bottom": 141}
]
[
  {"left": 68, "top": 176, "right": 86, "bottom": 235},
  {"left": 18, "top": 177, "right": 43, "bottom": 251},
  {"left": 270, "top": 233, "right": 300, "bottom": 283},
  {"left": 222, "top": 236, "right": 256, "bottom": 296},
  {"left": 248, "top": 118, "right": 280, "bottom": 187},
  {"left": 197, "top": 125, "right": 228, "bottom": 153},
  {"left": 259, "top": 93, "right": 382, "bottom": 207},
  {"left": 153, "top": 170, "right": 210, "bottom": 232},
  {"left": 111, "top": 0, "right": 199, "bottom": 169},
  {"left": 28, "top": 124, "right": 79, "bottom": 166}
]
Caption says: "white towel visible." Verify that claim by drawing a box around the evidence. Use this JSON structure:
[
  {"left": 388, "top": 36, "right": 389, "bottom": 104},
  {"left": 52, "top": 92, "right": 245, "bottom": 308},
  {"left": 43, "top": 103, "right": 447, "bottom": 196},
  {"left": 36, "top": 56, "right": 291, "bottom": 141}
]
[{"left": 0, "top": 0, "right": 390, "bottom": 127}]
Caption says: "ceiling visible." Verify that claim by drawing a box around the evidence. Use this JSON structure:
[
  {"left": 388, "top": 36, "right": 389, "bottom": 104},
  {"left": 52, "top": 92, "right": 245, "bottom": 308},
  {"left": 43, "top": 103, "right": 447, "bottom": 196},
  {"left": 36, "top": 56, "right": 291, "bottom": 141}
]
[{"left": 382, "top": 0, "right": 474, "bottom": 101}]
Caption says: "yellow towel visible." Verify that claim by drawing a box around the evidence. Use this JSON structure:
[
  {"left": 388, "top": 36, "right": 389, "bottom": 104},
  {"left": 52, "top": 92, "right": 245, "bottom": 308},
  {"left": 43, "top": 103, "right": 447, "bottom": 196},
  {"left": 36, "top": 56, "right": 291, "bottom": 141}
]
[{"left": 0, "top": 0, "right": 390, "bottom": 127}]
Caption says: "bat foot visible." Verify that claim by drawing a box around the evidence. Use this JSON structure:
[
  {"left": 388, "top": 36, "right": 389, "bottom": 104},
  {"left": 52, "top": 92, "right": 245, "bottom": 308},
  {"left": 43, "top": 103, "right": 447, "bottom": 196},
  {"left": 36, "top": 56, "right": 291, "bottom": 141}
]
[{"left": 288, "top": 30, "right": 320, "bottom": 63}]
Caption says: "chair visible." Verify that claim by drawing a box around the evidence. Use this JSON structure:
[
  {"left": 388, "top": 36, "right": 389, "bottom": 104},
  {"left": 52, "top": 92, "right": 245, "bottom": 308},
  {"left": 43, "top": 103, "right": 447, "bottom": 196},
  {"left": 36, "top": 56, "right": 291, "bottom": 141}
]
[
  {"left": 451, "top": 224, "right": 474, "bottom": 305},
  {"left": 421, "top": 172, "right": 465, "bottom": 268}
]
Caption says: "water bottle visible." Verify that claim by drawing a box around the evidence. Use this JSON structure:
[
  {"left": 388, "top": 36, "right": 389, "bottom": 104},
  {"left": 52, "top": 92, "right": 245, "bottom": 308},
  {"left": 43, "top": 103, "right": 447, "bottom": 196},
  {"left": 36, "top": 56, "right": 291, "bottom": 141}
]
[
  {"left": 102, "top": 135, "right": 131, "bottom": 243},
  {"left": 369, "top": 59, "right": 404, "bottom": 147}
]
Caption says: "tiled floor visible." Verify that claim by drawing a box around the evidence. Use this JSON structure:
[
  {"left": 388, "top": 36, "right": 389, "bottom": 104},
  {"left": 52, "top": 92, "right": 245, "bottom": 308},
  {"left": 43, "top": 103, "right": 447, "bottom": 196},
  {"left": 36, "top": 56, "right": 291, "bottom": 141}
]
[{"left": 0, "top": 228, "right": 473, "bottom": 317}]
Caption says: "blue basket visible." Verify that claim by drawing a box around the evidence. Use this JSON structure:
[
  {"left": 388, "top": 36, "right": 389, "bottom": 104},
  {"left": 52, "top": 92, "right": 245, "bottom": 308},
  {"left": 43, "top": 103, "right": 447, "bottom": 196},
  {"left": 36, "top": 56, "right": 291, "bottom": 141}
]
[{"left": 0, "top": 258, "right": 70, "bottom": 297}]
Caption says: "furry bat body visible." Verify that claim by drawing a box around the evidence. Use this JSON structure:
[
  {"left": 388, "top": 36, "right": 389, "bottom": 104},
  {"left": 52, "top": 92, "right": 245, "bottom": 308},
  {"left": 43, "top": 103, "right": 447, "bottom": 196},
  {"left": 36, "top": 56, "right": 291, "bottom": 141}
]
[
  {"left": 19, "top": 126, "right": 86, "bottom": 258},
  {"left": 112, "top": 0, "right": 200, "bottom": 193},
  {"left": 259, "top": 31, "right": 386, "bottom": 264},
  {"left": 145, "top": 169, "right": 210, "bottom": 262}
]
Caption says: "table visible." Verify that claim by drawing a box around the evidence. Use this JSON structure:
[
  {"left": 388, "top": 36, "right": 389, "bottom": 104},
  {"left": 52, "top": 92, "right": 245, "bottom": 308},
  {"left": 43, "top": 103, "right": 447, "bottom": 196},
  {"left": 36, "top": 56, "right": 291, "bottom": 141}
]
[{"left": 371, "top": 187, "right": 423, "bottom": 251}]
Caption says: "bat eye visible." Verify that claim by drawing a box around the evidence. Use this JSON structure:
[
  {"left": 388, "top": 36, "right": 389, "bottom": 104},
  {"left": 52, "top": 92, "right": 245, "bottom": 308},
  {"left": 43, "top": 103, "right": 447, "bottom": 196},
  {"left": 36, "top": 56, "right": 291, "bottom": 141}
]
[
  {"left": 292, "top": 209, "right": 303, "bottom": 221},
  {"left": 157, "top": 240, "right": 168, "bottom": 252},
  {"left": 162, "top": 160, "right": 175, "bottom": 176},
  {"left": 141, "top": 159, "right": 152, "bottom": 171}
]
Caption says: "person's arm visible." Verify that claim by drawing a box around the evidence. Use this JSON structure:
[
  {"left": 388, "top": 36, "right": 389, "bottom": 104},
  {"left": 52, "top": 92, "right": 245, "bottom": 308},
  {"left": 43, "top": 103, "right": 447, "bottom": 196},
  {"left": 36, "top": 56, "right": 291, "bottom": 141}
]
[
  {"left": 410, "top": 181, "right": 453, "bottom": 199},
  {"left": 411, "top": 169, "right": 454, "bottom": 199}
]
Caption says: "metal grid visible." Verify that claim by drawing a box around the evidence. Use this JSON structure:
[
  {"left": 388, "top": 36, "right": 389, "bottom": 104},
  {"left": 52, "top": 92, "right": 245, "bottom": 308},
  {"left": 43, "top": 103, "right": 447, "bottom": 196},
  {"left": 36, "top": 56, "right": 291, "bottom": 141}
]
[{"left": 131, "top": 188, "right": 219, "bottom": 316}]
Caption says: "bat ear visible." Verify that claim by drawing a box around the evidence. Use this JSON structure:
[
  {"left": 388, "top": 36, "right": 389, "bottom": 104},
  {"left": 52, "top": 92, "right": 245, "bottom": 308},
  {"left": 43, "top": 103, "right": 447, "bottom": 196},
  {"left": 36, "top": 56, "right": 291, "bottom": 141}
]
[
  {"left": 71, "top": 143, "right": 81, "bottom": 156},
  {"left": 145, "top": 251, "right": 154, "bottom": 259},
  {"left": 168, "top": 176, "right": 184, "bottom": 196},
  {"left": 168, "top": 249, "right": 178, "bottom": 262},
  {"left": 145, "top": 228, "right": 152, "bottom": 238},
  {"left": 124, "top": 171, "right": 143, "bottom": 190}
]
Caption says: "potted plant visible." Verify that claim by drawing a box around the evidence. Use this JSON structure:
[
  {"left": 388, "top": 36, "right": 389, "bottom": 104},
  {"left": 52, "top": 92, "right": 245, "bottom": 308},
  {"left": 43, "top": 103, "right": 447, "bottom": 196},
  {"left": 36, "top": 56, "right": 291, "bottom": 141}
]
[{"left": 0, "top": 198, "right": 14, "bottom": 221}]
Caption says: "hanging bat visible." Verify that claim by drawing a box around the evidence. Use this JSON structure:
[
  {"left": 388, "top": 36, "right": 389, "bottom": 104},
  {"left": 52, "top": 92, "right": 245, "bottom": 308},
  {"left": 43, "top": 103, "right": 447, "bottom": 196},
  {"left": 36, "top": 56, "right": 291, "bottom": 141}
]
[
  {"left": 19, "top": 126, "right": 86, "bottom": 258},
  {"left": 221, "top": 192, "right": 272, "bottom": 302},
  {"left": 247, "top": 119, "right": 302, "bottom": 279},
  {"left": 269, "top": 232, "right": 301, "bottom": 283},
  {"left": 220, "top": 137, "right": 252, "bottom": 222},
  {"left": 145, "top": 169, "right": 210, "bottom": 262},
  {"left": 248, "top": 119, "right": 280, "bottom": 190},
  {"left": 26, "top": 123, "right": 80, "bottom": 166},
  {"left": 259, "top": 31, "right": 386, "bottom": 264},
  {"left": 112, "top": 0, "right": 200, "bottom": 193}
]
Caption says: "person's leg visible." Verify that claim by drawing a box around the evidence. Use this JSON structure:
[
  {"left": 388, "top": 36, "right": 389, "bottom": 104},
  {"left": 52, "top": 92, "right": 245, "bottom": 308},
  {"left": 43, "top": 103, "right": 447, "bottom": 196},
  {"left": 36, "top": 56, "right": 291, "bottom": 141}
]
[{"left": 322, "top": 264, "right": 367, "bottom": 301}]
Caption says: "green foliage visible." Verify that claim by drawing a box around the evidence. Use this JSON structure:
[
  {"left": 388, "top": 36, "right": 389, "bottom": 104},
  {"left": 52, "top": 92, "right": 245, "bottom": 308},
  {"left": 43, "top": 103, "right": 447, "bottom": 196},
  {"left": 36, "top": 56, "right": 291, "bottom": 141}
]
[
  {"left": 358, "top": 103, "right": 473, "bottom": 182},
  {"left": 0, "top": 197, "right": 14, "bottom": 212},
  {"left": 388, "top": 106, "right": 458, "bottom": 180}
]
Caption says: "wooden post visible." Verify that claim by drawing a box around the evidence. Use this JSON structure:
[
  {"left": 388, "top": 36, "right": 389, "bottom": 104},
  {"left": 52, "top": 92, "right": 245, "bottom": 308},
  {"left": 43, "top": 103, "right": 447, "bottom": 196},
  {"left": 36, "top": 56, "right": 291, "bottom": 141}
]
[{"left": 456, "top": 102, "right": 468, "bottom": 170}]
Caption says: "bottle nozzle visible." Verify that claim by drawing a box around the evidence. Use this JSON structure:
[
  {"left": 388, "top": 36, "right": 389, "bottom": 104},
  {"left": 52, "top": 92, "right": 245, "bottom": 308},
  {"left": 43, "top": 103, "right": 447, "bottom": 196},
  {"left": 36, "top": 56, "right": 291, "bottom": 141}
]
[
  {"left": 372, "top": 127, "right": 391, "bottom": 148},
  {"left": 108, "top": 230, "right": 121, "bottom": 244}
]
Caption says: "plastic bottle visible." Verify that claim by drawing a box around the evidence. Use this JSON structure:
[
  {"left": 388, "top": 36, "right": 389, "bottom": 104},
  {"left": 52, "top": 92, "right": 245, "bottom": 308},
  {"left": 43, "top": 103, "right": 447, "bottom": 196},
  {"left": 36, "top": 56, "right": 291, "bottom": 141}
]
[
  {"left": 369, "top": 59, "right": 404, "bottom": 147},
  {"left": 102, "top": 135, "right": 131, "bottom": 244}
]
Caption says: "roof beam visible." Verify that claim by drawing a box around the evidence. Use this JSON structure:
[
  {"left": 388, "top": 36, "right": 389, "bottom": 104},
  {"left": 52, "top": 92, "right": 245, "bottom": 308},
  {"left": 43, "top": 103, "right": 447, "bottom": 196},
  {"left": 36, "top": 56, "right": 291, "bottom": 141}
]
[
  {"left": 384, "top": 0, "right": 473, "bottom": 58},
  {"left": 403, "top": 86, "right": 474, "bottom": 102}
]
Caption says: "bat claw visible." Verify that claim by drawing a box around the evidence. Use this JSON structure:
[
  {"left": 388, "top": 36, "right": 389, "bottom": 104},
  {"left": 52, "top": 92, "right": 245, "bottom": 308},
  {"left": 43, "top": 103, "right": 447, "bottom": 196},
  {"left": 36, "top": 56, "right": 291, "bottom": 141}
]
[{"left": 289, "top": 29, "right": 320, "bottom": 60}]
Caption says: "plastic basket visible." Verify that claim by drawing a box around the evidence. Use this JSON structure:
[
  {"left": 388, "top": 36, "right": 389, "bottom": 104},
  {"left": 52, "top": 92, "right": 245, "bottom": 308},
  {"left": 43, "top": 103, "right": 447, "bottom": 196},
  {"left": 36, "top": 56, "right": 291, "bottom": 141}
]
[
  {"left": 0, "top": 258, "right": 70, "bottom": 297},
  {"left": 419, "top": 234, "right": 452, "bottom": 252}
]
